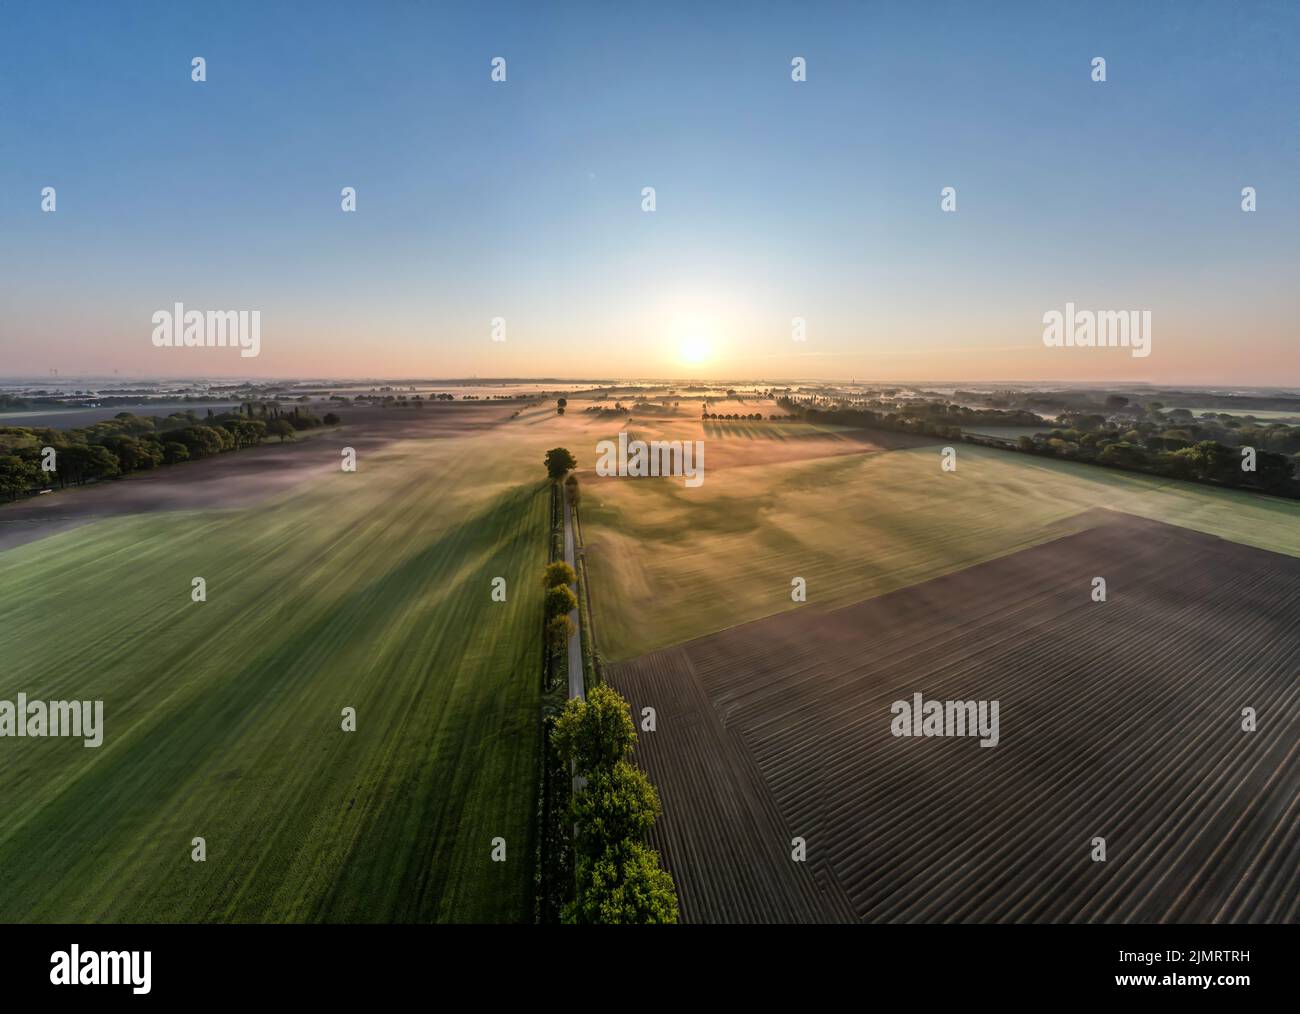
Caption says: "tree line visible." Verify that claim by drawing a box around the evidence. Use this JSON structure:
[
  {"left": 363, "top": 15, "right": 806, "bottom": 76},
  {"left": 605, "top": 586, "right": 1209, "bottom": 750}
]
[
  {"left": 0, "top": 403, "right": 341, "bottom": 501},
  {"left": 553, "top": 685, "right": 679, "bottom": 923},
  {"left": 779, "top": 396, "right": 1300, "bottom": 499},
  {"left": 538, "top": 447, "right": 680, "bottom": 923},
  {"left": 703, "top": 412, "right": 796, "bottom": 421}
]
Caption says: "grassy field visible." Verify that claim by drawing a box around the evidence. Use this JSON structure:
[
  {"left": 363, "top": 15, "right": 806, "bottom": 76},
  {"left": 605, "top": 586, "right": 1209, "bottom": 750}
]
[
  {"left": 0, "top": 423, "right": 548, "bottom": 922},
  {"left": 582, "top": 438, "right": 1300, "bottom": 660}
]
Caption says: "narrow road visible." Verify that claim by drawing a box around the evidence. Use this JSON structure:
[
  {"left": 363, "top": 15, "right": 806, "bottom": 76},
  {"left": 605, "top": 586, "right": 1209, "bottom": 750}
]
[{"left": 562, "top": 481, "right": 584, "bottom": 700}]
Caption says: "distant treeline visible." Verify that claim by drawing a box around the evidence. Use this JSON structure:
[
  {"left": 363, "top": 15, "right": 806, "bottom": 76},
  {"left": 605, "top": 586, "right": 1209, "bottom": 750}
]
[
  {"left": 702, "top": 412, "right": 796, "bottom": 421},
  {"left": 330, "top": 392, "right": 536, "bottom": 405},
  {"left": 0, "top": 392, "right": 263, "bottom": 411},
  {"left": 779, "top": 396, "right": 1300, "bottom": 500},
  {"left": 779, "top": 396, "right": 967, "bottom": 439},
  {"left": 0, "top": 403, "right": 340, "bottom": 501}
]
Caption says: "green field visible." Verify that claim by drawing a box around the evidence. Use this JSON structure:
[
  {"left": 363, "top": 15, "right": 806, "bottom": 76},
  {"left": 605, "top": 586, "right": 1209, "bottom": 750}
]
[
  {"left": 0, "top": 428, "right": 547, "bottom": 922},
  {"left": 583, "top": 440, "right": 1300, "bottom": 660}
]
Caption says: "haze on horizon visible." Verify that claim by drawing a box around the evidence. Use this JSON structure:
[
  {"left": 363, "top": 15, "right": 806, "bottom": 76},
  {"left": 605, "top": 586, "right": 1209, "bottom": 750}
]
[{"left": 2, "top": 1, "right": 1297, "bottom": 387}]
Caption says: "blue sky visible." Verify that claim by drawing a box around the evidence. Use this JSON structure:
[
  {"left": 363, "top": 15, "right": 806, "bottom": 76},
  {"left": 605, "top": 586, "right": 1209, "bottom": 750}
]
[{"left": 2, "top": 0, "right": 1296, "bottom": 383}]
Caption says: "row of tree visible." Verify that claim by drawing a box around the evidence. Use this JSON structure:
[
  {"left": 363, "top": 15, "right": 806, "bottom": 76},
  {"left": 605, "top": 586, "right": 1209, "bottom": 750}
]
[
  {"left": 553, "top": 685, "right": 679, "bottom": 923},
  {"left": 702, "top": 412, "right": 796, "bottom": 421},
  {"left": 792, "top": 393, "right": 1040, "bottom": 430},
  {"left": 538, "top": 446, "right": 679, "bottom": 922},
  {"left": 0, "top": 406, "right": 341, "bottom": 501},
  {"left": 544, "top": 561, "right": 578, "bottom": 657},
  {"left": 778, "top": 397, "right": 1299, "bottom": 498},
  {"left": 780, "top": 399, "right": 964, "bottom": 440},
  {"left": 1016, "top": 432, "right": 1298, "bottom": 496}
]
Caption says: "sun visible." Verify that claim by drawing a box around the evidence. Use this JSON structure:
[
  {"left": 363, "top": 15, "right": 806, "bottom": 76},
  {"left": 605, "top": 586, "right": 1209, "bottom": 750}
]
[{"left": 677, "top": 336, "right": 712, "bottom": 366}]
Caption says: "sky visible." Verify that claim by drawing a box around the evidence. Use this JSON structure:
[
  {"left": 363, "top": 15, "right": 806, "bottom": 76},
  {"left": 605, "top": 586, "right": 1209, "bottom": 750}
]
[{"left": 1, "top": 0, "right": 1297, "bottom": 385}]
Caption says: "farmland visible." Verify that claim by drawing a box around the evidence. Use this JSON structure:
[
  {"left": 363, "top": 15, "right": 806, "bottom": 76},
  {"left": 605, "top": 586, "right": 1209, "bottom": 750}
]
[
  {"left": 0, "top": 405, "right": 551, "bottom": 922},
  {"left": 610, "top": 512, "right": 1300, "bottom": 923},
  {"left": 580, "top": 431, "right": 1300, "bottom": 660},
  {"left": 4, "top": 391, "right": 1297, "bottom": 926}
]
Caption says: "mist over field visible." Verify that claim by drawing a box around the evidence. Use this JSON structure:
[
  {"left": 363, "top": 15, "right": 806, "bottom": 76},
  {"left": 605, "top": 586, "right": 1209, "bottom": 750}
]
[{"left": 1, "top": 3, "right": 1296, "bottom": 998}]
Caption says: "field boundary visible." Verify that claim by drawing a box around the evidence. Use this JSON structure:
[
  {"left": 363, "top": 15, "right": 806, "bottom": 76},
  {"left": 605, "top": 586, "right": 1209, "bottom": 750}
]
[
  {"left": 535, "top": 479, "right": 573, "bottom": 923},
  {"left": 570, "top": 483, "right": 603, "bottom": 690}
]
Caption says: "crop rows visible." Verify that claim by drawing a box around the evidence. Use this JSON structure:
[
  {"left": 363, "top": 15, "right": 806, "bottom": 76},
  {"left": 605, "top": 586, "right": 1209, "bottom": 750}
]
[{"left": 611, "top": 511, "right": 1300, "bottom": 922}]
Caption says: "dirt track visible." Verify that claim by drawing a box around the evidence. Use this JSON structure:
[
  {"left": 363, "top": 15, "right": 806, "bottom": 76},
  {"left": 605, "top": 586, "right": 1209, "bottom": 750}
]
[
  {"left": 611, "top": 511, "right": 1300, "bottom": 923},
  {"left": 0, "top": 403, "right": 513, "bottom": 552}
]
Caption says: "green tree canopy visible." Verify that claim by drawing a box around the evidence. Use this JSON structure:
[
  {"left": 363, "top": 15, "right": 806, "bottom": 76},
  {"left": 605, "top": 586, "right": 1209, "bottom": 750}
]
[
  {"left": 0, "top": 455, "right": 40, "bottom": 500},
  {"left": 546, "top": 614, "right": 575, "bottom": 654},
  {"left": 544, "top": 584, "right": 578, "bottom": 619},
  {"left": 553, "top": 683, "right": 636, "bottom": 777},
  {"left": 545, "top": 447, "right": 577, "bottom": 479},
  {"left": 543, "top": 561, "right": 577, "bottom": 588},
  {"left": 563, "top": 840, "right": 679, "bottom": 925},
  {"left": 572, "top": 760, "right": 662, "bottom": 862},
  {"left": 56, "top": 444, "right": 121, "bottom": 485}
]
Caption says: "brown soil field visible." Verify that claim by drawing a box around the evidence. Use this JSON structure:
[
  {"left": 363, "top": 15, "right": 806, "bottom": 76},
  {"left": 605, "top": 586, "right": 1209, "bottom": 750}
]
[
  {"left": 610, "top": 510, "right": 1300, "bottom": 923},
  {"left": 0, "top": 402, "right": 515, "bottom": 551}
]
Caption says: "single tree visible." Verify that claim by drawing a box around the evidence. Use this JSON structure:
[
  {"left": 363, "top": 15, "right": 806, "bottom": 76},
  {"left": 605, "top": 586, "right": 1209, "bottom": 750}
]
[
  {"left": 543, "top": 561, "right": 577, "bottom": 588},
  {"left": 572, "top": 760, "right": 662, "bottom": 861},
  {"left": 545, "top": 584, "right": 578, "bottom": 619},
  {"left": 564, "top": 840, "right": 679, "bottom": 925},
  {"left": 544, "top": 447, "right": 577, "bottom": 479},
  {"left": 547, "top": 614, "right": 575, "bottom": 654},
  {"left": 553, "top": 683, "right": 636, "bottom": 777}
]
